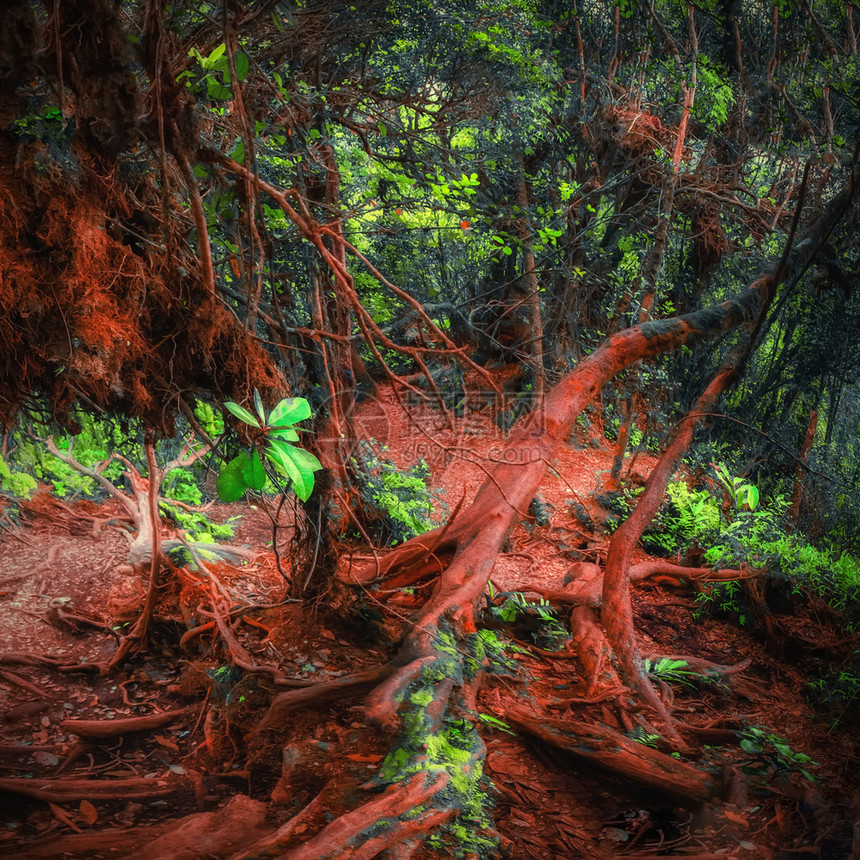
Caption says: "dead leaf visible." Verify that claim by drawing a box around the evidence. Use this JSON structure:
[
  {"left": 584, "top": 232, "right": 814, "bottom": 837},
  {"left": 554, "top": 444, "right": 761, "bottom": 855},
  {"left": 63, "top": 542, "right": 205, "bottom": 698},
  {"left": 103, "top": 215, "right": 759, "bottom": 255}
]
[
  {"left": 49, "top": 802, "right": 83, "bottom": 833},
  {"left": 345, "top": 754, "right": 381, "bottom": 763},
  {"left": 79, "top": 799, "right": 98, "bottom": 825},
  {"left": 723, "top": 808, "right": 748, "bottom": 826},
  {"left": 154, "top": 734, "right": 179, "bottom": 752}
]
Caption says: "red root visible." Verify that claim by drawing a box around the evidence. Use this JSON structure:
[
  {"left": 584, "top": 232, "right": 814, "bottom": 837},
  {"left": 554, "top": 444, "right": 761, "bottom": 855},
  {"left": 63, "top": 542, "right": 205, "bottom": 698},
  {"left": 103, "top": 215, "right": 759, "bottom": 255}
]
[
  {"left": 61, "top": 708, "right": 191, "bottom": 739},
  {"left": 505, "top": 705, "right": 717, "bottom": 805}
]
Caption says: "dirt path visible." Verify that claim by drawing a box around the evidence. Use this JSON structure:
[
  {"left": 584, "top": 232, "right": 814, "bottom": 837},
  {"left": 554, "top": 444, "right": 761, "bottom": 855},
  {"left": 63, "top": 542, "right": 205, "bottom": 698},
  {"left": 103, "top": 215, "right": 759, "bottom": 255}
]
[{"left": 0, "top": 404, "right": 857, "bottom": 858}]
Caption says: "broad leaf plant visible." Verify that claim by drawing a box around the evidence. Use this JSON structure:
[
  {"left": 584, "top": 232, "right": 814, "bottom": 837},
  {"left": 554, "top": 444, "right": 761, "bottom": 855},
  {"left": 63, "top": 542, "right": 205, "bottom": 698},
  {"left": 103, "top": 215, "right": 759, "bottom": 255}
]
[{"left": 218, "top": 390, "right": 322, "bottom": 503}]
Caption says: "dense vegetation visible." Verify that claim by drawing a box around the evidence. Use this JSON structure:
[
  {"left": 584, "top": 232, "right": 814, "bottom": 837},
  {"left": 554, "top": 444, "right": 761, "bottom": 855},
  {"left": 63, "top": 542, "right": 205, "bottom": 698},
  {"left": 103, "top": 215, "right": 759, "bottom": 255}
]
[{"left": 2, "top": 0, "right": 860, "bottom": 856}]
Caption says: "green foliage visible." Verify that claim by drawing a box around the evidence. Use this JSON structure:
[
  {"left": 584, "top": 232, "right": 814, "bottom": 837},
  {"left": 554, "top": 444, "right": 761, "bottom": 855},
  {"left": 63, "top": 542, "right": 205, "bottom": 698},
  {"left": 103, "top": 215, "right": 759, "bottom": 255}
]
[
  {"left": 0, "top": 454, "right": 38, "bottom": 498},
  {"left": 160, "top": 502, "right": 237, "bottom": 543},
  {"left": 738, "top": 725, "right": 819, "bottom": 785},
  {"left": 162, "top": 467, "right": 203, "bottom": 507},
  {"left": 695, "top": 578, "right": 747, "bottom": 625},
  {"left": 8, "top": 415, "right": 128, "bottom": 498},
  {"left": 218, "top": 391, "right": 322, "bottom": 503},
  {"left": 193, "top": 400, "right": 225, "bottom": 439},
  {"left": 628, "top": 727, "right": 662, "bottom": 748},
  {"left": 474, "top": 712, "right": 515, "bottom": 735},
  {"left": 640, "top": 480, "right": 723, "bottom": 556},
  {"left": 489, "top": 592, "right": 569, "bottom": 650},
  {"left": 807, "top": 663, "right": 860, "bottom": 723},
  {"left": 694, "top": 56, "right": 736, "bottom": 129},
  {"left": 179, "top": 43, "right": 250, "bottom": 102},
  {"left": 712, "top": 462, "right": 760, "bottom": 512},
  {"left": 352, "top": 447, "right": 439, "bottom": 545},
  {"left": 703, "top": 491, "right": 860, "bottom": 611},
  {"left": 643, "top": 657, "right": 702, "bottom": 687},
  {"left": 11, "top": 103, "right": 65, "bottom": 141},
  {"left": 604, "top": 479, "right": 721, "bottom": 556}
]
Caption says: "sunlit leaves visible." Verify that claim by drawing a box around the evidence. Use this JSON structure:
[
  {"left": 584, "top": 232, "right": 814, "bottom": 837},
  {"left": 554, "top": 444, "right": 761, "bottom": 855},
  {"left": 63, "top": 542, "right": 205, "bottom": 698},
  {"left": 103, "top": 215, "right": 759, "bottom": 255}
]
[{"left": 218, "top": 392, "right": 322, "bottom": 503}]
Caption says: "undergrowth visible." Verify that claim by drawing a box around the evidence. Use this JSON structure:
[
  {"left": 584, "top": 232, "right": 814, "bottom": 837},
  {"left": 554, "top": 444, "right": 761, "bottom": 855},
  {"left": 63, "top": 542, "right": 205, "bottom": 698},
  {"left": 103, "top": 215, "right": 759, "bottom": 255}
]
[
  {"left": 351, "top": 443, "right": 442, "bottom": 545},
  {"left": 1, "top": 405, "right": 234, "bottom": 542}
]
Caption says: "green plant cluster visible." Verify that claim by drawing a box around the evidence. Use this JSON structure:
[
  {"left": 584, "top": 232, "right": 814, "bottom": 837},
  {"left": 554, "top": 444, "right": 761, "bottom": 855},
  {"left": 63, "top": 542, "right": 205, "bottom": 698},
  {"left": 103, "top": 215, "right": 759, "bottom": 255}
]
[
  {"left": 0, "top": 405, "right": 246, "bottom": 544},
  {"left": 488, "top": 592, "right": 569, "bottom": 650},
  {"left": 217, "top": 391, "right": 322, "bottom": 503},
  {"left": 642, "top": 480, "right": 723, "bottom": 556},
  {"left": 351, "top": 446, "right": 440, "bottom": 545},
  {"left": 602, "top": 479, "right": 722, "bottom": 557},
  {"left": 738, "top": 725, "right": 818, "bottom": 785},
  {"left": 703, "top": 495, "right": 860, "bottom": 611},
  {"left": 1, "top": 415, "right": 128, "bottom": 499},
  {"left": 643, "top": 657, "right": 706, "bottom": 688},
  {"left": 807, "top": 662, "right": 860, "bottom": 724}
]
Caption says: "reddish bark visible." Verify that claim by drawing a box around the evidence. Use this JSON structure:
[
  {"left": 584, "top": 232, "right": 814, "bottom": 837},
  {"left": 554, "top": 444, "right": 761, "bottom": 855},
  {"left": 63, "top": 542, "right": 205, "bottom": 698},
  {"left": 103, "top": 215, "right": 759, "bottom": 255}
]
[
  {"left": 790, "top": 408, "right": 818, "bottom": 521},
  {"left": 61, "top": 709, "right": 191, "bottom": 739},
  {"left": 505, "top": 706, "right": 717, "bottom": 805},
  {"left": 0, "top": 776, "right": 182, "bottom": 803}
]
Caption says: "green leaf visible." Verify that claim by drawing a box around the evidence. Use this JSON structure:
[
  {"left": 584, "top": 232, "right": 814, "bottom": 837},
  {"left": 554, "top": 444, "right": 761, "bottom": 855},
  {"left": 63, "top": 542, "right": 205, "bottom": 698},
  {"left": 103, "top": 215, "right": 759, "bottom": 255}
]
[
  {"left": 266, "top": 439, "right": 322, "bottom": 502},
  {"left": 377, "top": 121, "right": 387, "bottom": 136},
  {"left": 267, "top": 426, "right": 300, "bottom": 441},
  {"left": 206, "top": 77, "right": 232, "bottom": 100},
  {"left": 217, "top": 453, "right": 251, "bottom": 502},
  {"left": 229, "top": 139, "right": 245, "bottom": 164},
  {"left": 253, "top": 389, "right": 266, "bottom": 423},
  {"left": 224, "top": 401, "right": 261, "bottom": 427},
  {"left": 236, "top": 52, "right": 249, "bottom": 82},
  {"left": 241, "top": 450, "right": 267, "bottom": 491},
  {"left": 740, "top": 738, "right": 760, "bottom": 753},
  {"left": 268, "top": 397, "right": 311, "bottom": 426},
  {"left": 308, "top": 128, "right": 321, "bottom": 139},
  {"left": 207, "top": 43, "right": 227, "bottom": 66},
  {"left": 746, "top": 485, "right": 759, "bottom": 510}
]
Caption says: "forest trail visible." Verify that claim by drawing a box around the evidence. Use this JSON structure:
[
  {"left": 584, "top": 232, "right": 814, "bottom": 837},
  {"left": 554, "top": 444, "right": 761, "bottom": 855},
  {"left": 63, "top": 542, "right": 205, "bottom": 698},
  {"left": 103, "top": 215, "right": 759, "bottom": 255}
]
[{"left": 0, "top": 392, "right": 857, "bottom": 859}]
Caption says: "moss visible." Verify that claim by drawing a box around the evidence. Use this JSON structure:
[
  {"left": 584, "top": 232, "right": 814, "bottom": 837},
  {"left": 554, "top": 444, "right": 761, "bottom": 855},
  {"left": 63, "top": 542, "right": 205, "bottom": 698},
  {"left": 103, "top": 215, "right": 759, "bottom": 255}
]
[
  {"left": 409, "top": 688, "right": 434, "bottom": 707},
  {"left": 372, "top": 657, "right": 499, "bottom": 858}
]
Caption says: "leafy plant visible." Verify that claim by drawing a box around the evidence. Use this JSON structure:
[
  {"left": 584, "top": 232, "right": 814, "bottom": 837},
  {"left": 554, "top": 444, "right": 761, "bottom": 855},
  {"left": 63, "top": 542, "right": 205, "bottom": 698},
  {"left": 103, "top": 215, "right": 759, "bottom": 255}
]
[
  {"left": 474, "top": 712, "right": 515, "bottom": 735},
  {"left": 807, "top": 663, "right": 860, "bottom": 723},
  {"left": 738, "top": 725, "right": 818, "bottom": 785},
  {"left": 218, "top": 390, "right": 322, "bottom": 503},
  {"left": 628, "top": 727, "right": 661, "bottom": 747},
  {"left": 351, "top": 446, "right": 440, "bottom": 545},
  {"left": 643, "top": 657, "right": 701, "bottom": 687},
  {"left": 0, "top": 454, "right": 38, "bottom": 498},
  {"left": 490, "top": 592, "right": 569, "bottom": 650},
  {"left": 179, "top": 42, "right": 250, "bottom": 102},
  {"left": 712, "top": 462, "right": 760, "bottom": 514}
]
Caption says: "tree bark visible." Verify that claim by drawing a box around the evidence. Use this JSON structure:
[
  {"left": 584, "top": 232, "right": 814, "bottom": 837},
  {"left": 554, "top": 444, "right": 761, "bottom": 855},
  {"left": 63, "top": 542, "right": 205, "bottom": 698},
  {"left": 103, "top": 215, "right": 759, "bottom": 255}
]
[{"left": 790, "top": 408, "right": 817, "bottom": 521}]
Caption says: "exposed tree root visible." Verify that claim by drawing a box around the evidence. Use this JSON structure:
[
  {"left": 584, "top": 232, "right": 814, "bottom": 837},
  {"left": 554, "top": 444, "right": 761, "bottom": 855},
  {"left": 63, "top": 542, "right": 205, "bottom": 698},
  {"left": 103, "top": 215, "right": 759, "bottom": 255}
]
[
  {"left": 4, "top": 794, "right": 270, "bottom": 860},
  {"left": 0, "top": 776, "right": 183, "bottom": 803},
  {"left": 233, "top": 771, "right": 452, "bottom": 860},
  {"left": 60, "top": 708, "right": 191, "bottom": 739},
  {"left": 504, "top": 705, "right": 718, "bottom": 805},
  {"left": 258, "top": 186, "right": 853, "bottom": 850},
  {"left": 258, "top": 665, "right": 396, "bottom": 730}
]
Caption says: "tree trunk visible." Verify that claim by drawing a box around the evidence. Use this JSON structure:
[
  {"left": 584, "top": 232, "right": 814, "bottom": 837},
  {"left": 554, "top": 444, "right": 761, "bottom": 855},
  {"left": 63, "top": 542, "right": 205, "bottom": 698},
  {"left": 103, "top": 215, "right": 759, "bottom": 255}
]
[{"left": 790, "top": 408, "right": 818, "bottom": 522}]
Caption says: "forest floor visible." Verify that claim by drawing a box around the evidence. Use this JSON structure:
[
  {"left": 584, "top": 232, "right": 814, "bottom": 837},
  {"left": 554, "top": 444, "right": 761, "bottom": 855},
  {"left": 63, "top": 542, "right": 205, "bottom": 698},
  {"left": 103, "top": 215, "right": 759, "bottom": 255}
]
[{"left": 0, "top": 386, "right": 858, "bottom": 859}]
